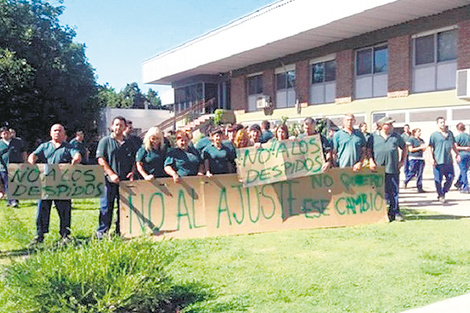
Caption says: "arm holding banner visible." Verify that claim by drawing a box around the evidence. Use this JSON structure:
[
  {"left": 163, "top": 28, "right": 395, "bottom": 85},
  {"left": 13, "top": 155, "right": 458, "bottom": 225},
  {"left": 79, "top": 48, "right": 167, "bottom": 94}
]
[{"left": 98, "top": 157, "right": 120, "bottom": 183}]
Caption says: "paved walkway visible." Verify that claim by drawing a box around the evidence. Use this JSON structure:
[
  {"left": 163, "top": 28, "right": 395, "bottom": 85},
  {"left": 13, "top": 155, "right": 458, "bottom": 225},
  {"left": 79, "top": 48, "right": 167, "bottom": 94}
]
[{"left": 399, "top": 176, "right": 470, "bottom": 312}]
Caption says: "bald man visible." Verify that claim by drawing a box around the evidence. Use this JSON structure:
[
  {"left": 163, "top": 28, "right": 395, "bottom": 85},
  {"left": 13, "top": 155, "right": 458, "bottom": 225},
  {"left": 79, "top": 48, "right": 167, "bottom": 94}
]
[{"left": 28, "top": 124, "right": 81, "bottom": 245}]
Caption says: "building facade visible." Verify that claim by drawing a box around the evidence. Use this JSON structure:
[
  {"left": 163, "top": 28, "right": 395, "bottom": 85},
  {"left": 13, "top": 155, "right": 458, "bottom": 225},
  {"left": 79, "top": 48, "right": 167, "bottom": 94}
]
[{"left": 143, "top": 0, "right": 470, "bottom": 138}]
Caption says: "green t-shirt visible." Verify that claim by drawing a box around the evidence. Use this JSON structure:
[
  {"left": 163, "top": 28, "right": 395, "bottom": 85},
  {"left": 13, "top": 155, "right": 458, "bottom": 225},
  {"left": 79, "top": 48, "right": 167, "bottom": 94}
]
[
  {"left": 69, "top": 138, "right": 88, "bottom": 163},
  {"left": 195, "top": 136, "right": 212, "bottom": 155},
  {"left": 135, "top": 146, "right": 167, "bottom": 178},
  {"left": 333, "top": 129, "right": 366, "bottom": 168},
  {"left": 202, "top": 144, "right": 234, "bottom": 174},
  {"left": 455, "top": 132, "right": 470, "bottom": 157},
  {"left": 261, "top": 130, "right": 274, "bottom": 143},
  {"left": 164, "top": 147, "right": 202, "bottom": 177},
  {"left": 407, "top": 136, "right": 425, "bottom": 158},
  {"left": 429, "top": 130, "right": 455, "bottom": 165},
  {"left": 96, "top": 136, "right": 135, "bottom": 181},
  {"left": 368, "top": 132, "right": 405, "bottom": 174},
  {"left": 0, "top": 138, "right": 25, "bottom": 171},
  {"left": 32, "top": 141, "right": 79, "bottom": 164}
]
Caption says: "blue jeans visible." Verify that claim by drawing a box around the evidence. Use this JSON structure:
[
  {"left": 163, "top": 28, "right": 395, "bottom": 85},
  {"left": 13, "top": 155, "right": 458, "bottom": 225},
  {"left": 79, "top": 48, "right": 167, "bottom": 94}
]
[
  {"left": 433, "top": 163, "right": 454, "bottom": 198},
  {"left": 457, "top": 154, "right": 470, "bottom": 192},
  {"left": 37, "top": 200, "right": 71, "bottom": 239},
  {"left": 403, "top": 156, "right": 410, "bottom": 181},
  {"left": 98, "top": 181, "right": 120, "bottom": 235},
  {"left": 385, "top": 173, "right": 400, "bottom": 220},
  {"left": 404, "top": 159, "right": 424, "bottom": 190}
]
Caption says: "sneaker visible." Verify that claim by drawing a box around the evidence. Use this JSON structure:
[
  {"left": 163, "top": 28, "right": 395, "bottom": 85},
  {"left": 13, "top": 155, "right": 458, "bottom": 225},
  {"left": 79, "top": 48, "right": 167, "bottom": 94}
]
[
  {"left": 417, "top": 189, "right": 426, "bottom": 193},
  {"left": 95, "top": 231, "right": 105, "bottom": 240},
  {"left": 28, "top": 236, "right": 44, "bottom": 248},
  {"left": 438, "top": 196, "right": 446, "bottom": 204},
  {"left": 59, "top": 236, "right": 72, "bottom": 247},
  {"left": 395, "top": 213, "right": 406, "bottom": 222},
  {"left": 454, "top": 182, "right": 462, "bottom": 190},
  {"left": 403, "top": 182, "right": 408, "bottom": 189}
]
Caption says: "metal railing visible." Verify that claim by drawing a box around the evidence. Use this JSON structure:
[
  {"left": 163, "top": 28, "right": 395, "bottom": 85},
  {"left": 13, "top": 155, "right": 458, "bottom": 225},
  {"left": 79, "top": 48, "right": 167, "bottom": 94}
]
[{"left": 156, "top": 98, "right": 216, "bottom": 131}]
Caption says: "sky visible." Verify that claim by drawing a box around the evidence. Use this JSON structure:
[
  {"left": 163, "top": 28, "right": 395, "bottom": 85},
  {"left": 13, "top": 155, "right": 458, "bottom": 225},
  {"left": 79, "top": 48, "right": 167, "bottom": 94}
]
[{"left": 58, "top": 0, "right": 276, "bottom": 100}]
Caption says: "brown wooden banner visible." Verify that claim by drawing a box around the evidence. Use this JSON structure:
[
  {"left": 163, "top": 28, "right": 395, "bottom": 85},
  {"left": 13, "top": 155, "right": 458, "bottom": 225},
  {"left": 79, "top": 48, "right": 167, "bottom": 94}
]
[
  {"left": 235, "top": 134, "right": 325, "bottom": 187},
  {"left": 120, "top": 167, "right": 387, "bottom": 239},
  {"left": 7, "top": 164, "right": 105, "bottom": 199}
]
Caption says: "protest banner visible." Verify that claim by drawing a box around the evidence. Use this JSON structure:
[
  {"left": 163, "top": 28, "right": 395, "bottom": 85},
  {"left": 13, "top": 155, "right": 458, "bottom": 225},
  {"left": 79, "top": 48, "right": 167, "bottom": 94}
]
[
  {"left": 235, "top": 134, "right": 325, "bottom": 187},
  {"left": 7, "top": 163, "right": 105, "bottom": 200},
  {"left": 120, "top": 167, "right": 387, "bottom": 239}
]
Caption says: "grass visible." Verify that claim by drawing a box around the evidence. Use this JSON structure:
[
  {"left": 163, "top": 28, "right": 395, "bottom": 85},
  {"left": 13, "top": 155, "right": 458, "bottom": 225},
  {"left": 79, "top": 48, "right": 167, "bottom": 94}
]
[{"left": 0, "top": 199, "right": 470, "bottom": 312}]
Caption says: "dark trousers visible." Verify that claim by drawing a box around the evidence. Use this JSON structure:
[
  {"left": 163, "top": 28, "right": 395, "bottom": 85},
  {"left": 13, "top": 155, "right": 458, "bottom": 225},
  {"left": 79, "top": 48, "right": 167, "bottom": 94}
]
[
  {"left": 385, "top": 173, "right": 400, "bottom": 220},
  {"left": 98, "top": 180, "right": 120, "bottom": 234},
  {"left": 457, "top": 154, "right": 470, "bottom": 192},
  {"left": 0, "top": 170, "right": 17, "bottom": 206},
  {"left": 433, "top": 163, "right": 454, "bottom": 198},
  {"left": 404, "top": 159, "right": 424, "bottom": 190},
  {"left": 37, "top": 200, "right": 71, "bottom": 238}
]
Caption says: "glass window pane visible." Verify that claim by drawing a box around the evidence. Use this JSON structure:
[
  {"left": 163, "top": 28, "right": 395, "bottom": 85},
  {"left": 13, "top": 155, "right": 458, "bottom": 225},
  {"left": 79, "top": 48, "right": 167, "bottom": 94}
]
[
  {"left": 356, "top": 49, "right": 372, "bottom": 76},
  {"left": 415, "top": 35, "right": 434, "bottom": 65},
  {"left": 312, "top": 63, "right": 324, "bottom": 84},
  {"left": 287, "top": 70, "right": 296, "bottom": 88},
  {"left": 248, "top": 75, "right": 263, "bottom": 95},
  {"left": 438, "top": 29, "right": 457, "bottom": 62},
  {"left": 324, "top": 60, "right": 336, "bottom": 82},
  {"left": 374, "top": 46, "right": 388, "bottom": 73},
  {"left": 276, "top": 73, "right": 287, "bottom": 90}
]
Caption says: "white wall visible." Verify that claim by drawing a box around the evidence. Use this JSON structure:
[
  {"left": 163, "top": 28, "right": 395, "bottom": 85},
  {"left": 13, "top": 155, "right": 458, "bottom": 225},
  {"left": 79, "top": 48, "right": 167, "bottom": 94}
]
[{"left": 99, "top": 107, "right": 173, "bottom": 136}]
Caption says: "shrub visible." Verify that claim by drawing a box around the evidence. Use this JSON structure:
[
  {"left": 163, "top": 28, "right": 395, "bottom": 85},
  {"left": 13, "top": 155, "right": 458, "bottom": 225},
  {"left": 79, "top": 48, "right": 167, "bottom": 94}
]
[{"left": 0, "top": 238, "right": 203, "bottom": 312}]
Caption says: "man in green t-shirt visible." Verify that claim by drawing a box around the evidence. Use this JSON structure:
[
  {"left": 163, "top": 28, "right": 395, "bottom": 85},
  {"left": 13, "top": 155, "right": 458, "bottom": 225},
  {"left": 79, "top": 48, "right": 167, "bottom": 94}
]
[
  {"left": 368, "top": 117, "right": 406, "bottom": 222},
  {"left": 28, "top": 124, "right": 81, "bottom": 245},
  {"left": 96, "top": 116, "right": 136, "bottom": 238},
  {"left": 428, "top": 117, "right": 461, "bottom": 203},
  {"left": 333, "top": 114, "right": 366, "bottom": 171}
]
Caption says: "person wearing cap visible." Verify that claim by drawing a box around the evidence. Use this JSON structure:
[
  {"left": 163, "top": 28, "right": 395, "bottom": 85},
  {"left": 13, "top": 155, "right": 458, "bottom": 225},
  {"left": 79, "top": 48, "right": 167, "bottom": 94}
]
[
  {"left": 368, "top": 116, "right": 407, "bottom": 222},
  {"left": 428, "top": 117, "right": 461, "bottom": 203},
  {"left": 333, "top": 114, "right": 366, "bottom": 172},
  {"left": 203, "top": 127, "right": 235, "bottom": 177},
  {"left": 454, "top": 122, "right": 470, "bottom": 193}
]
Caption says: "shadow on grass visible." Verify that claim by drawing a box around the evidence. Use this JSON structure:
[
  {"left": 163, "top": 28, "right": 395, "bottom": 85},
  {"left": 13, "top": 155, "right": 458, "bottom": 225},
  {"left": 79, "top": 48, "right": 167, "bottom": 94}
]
[{"left": 401, "top": 209, "right": 470, "bottom": 221}]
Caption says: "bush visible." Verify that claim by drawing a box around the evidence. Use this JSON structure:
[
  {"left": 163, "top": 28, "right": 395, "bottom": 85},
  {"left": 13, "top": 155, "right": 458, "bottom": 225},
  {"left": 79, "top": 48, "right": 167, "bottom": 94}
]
[{"left": 0, "top": 238, "right": 203, "bottom": 312}]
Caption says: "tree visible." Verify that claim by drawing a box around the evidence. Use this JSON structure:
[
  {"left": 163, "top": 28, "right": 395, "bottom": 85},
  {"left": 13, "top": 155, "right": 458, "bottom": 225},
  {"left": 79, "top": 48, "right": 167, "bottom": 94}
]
[
  {"left": 146, "top": 88, "right": 162, "bottom": 109},
  {"left": 97, "top": 82, "right": 163, "bottom": 110},
  {"left": 0, "top": 0, "right": 99, "bottom": 147}
]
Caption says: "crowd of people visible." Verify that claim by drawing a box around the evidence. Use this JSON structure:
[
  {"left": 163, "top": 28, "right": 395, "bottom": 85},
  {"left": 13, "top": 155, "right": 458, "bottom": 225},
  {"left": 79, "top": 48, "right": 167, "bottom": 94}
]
[{"left": 1, "top": 113, "right": 469, "bottom": 244}]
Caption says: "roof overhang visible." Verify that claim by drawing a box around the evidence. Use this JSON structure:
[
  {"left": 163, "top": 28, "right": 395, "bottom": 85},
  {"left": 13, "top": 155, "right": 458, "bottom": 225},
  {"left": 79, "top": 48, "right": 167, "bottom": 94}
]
[{"left": 143, "top": 0, "right": 470, "bottom": 85}]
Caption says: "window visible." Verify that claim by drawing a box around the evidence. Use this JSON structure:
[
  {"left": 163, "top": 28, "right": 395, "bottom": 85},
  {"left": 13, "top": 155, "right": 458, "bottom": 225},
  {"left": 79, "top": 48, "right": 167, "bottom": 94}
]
[
  {"left": 310, "top": 59, "right": 336, "bottom": 104},
  {"left": 355, "top": 45, "right": 388, "bottom": 99},
  {"left": 275, "top": 66, "right": 296, "bottom": 108},
  {"left": 174, "top": 83, "right": 203, "bottom": 113},
  {"left": 413, "top": 28, "right": 457, "bottom": 92},
  {"left": 247, "top": 74, "right": 263, "bottom": 111}
]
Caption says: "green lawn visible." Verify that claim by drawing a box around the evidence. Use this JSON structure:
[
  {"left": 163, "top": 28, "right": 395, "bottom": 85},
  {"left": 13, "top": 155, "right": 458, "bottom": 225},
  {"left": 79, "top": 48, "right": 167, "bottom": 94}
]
[{"left": 1, "top": 199, "right": 470, "bottom": 312}]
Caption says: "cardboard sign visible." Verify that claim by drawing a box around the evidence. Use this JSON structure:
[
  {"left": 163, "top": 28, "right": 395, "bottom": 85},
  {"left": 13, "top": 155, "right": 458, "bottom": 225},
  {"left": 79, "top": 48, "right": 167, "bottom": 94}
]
[
  {"left": 7, "top": 164, "right": 105, "bottom": 199},
  {"left": 235, "top": 134, "right": 325, "bottom": 187},
  {"left": 120, "top": 167, "right": 387, "bottom": 239}
]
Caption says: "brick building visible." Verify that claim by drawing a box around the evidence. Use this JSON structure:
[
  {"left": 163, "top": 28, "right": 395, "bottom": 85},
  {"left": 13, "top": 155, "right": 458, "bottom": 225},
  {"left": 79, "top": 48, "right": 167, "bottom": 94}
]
[{"left": 143, "top": 0, "right": 470, "bottom": 138}]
